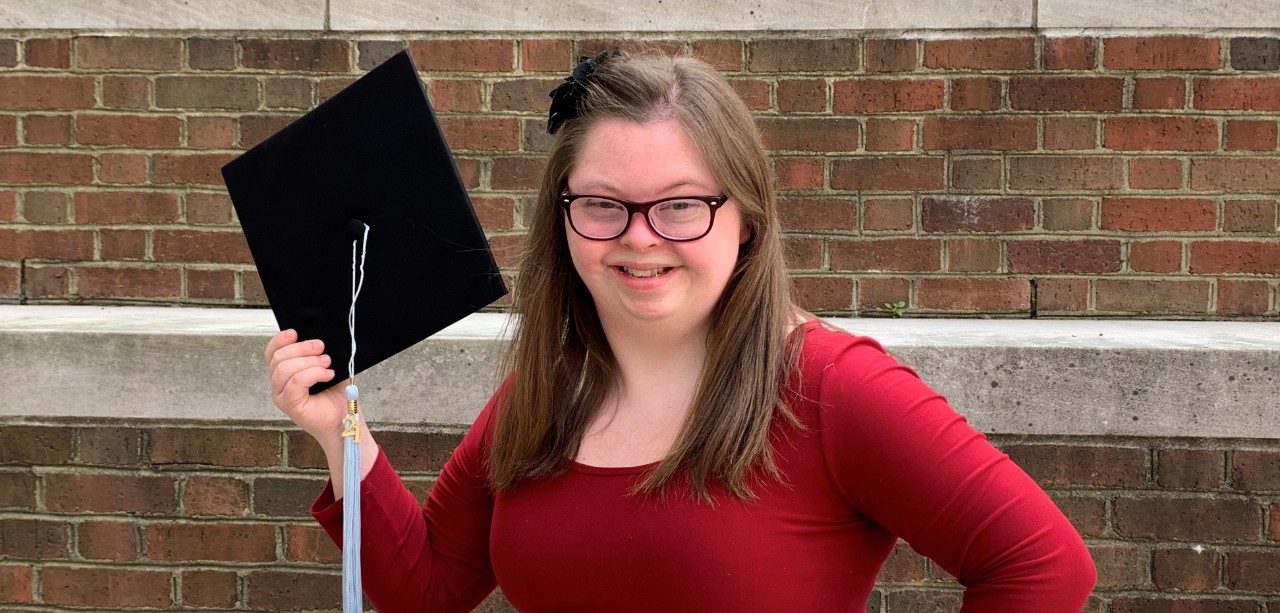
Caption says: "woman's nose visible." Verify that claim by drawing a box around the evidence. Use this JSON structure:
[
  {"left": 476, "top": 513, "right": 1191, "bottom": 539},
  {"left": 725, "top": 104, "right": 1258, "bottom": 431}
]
[{"left": 618, "top": 211, "right": 662, "bottom": 249}]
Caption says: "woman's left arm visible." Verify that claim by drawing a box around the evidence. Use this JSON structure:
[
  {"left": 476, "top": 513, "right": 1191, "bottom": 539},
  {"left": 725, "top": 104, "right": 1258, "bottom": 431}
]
[{"left": 816, "top": 335, "right": 1097, "bottom": 611}]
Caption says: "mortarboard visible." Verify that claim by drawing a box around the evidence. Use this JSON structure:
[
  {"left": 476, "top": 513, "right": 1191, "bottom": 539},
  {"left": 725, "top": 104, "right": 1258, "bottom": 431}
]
[{"left": 222, "top": 49, "right": 508, "bottom": 394}]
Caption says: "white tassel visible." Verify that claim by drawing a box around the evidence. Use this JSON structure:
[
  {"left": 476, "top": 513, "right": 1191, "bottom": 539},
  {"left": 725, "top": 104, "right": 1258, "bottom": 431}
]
[{"left": 342, "top": 223, "right": 369, "bottom": 612}]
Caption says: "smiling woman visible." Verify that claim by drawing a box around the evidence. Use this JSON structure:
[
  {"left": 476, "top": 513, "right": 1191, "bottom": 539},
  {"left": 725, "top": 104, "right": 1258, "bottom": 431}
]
[{"left": 266, "top": 51, "right": 1099, "bottom": 612}]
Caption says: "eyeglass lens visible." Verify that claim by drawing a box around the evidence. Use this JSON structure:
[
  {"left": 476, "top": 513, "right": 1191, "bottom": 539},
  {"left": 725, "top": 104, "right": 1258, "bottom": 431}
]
[{"left": 567, "top": 197, "right": 716, "bottom": 240}]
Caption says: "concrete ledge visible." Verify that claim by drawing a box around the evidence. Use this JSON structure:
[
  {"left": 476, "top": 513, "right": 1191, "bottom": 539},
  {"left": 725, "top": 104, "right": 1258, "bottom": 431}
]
[
  {"left": 1, "top": 305, "right": 1277, "bottom": 439},
  {"left": 1039, "top": 0, "right": 1280, "bottom": 29},
  {"left": 0, "top": 0, "right": 327, "bottom": 30}
]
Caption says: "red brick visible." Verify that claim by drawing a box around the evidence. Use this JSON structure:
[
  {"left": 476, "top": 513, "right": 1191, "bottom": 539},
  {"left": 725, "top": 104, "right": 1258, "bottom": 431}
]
[
  {"left": 98, "top": 152, "right": 148, "bottom": 185},
  {"left": 0, "top": 229, "right": 94, "bottom": 260},
  {"left": 186, "top": 269, "right": 236, "bottom": 300},
  {"left": 578, "top": 39, "right": 685, "bottom": 59},
  {"left": 25, "top": 38, "right": 71, "bottom": 68},
  {"left": 1226, "top": 550, "right": 1280, "bottom": 591},
  {"left": 876, "top": 540, "right": 927, "bottom": 582},
  {"left": 830, "top": 238, "right": 940, "bottom": 272},
  {"left": 490, "top": 157, "right": 542, "bottom": 190},
  {"left": 246, "top": 570, "right": 341, "bottom": 612},
  {"left": 1044, "top": 117, "right": 1098, "bottom": 151},
  {"left": 1129, "top": 240, "right": 1183, "bottom": 273},
  {"left": 456, "top": 157, "right": 481, "bottom": 189},
  {"left": 241, "top": 39, "right": 349, "bottom": 72},
  {"left": 0, "top": 471, "right": 37, "bottom": 509},
  {"left": 1105, "top": 36, "right": 1221, "bottom": 70},
  {"left": 78, "top": 427, "right": 142, "bottom": 465},
  {"left": 491, "top": 77, "right": 562, "bottom": 113},
  {"left": 0, "top": 39, "right": 12, "bottom": 67},
  {"left": 77, "top": 114, "right": 181, "bottom": 148},
  {"left": 1115, "top": 496, "right": 1259, "bottom": 541},
  {"left": 885, "top": 590, "right": 963, "bottom": 611},
  {"left": 1152, "top": 547, "right": 1221, "bottom": 590},
  {"left": 1104, "top": 117, "right": 1218, "bottom": 152},
  {"left": 1044, "top": 37, "right": 1097, "bottom": 70},
  {"left": 45, "top": 473, "right": 176, "bottom": 513},
  {"left": 521, "top": 39, "right": 571, "bottom": 72},
  {"left": 950, "top": 77, "right": 1001, "bottom": 111},
  {"left": 186, "top": 116, "right": 235, "bottom": 148},
  {"left": 264, "top": 77, "right": 313, "bottom": 109},
  {"left": 1091, "top": 545, "right": 1149, "bottom": 589},
  {"left": 1193, "top": 77, "right": 1280, "bottom": 111},
  {"left": 188, "top": 37, "right": 236, "bottom": 70},
  {"left": 690, "top": 39, "right": 743, "bottom": 72},
  {"left": 833, "top": 78, "right": 945, "bottom": 113},
  {"left": 924, "top": 38, "right": 1034, "bottom": 70},
  {"left": 1049, "top": 495, "right": 1106, "bottom": 536},
  {"left": 1132, "top": 77, "right": 1187, "bottom": 110},
  {"left": 778, "top": 197, "right": 856, "bottom": 231},
  {"left": 1, "top": 152, "right": 94, "bottom": 185},
  {"left": 923, "top": 116, "right": 1036, "bottom": 151},
  {"left": 1008, "top": 240, "right": 1121, "bottom": 274},
  {"left": 783, "top": 237, "right": 823, "bottom": 270},
  {"left": 917, "top": 278, "right": 1030, "bottom": 312},
  {"left": 99, "top": 229, "right": 148, "bottom": 260},
  {"left": 1009, "top": 156, "right": 1123, "bottom": 191},
  {"left": 251, "top": 476, "right": 324, "bottom": 517},
  {"left": 101, "top": 75, "right": 149, "bottom": 109},
  {"left": 151, "top": 153, "right": 238, "bottom": 186},
  {"left": 316, "top": 77, "right": 357, "bottom": 104},
  {"left": 1191, "top": 241, "right": 1280, "bottom": 274},
  {"left": 242, "top": 270, "right": 268, "bottom": 303},
  {"left": 728, "top": 78, "right": 770, "bottom": 111},
  {"left": 857, "top": 277, "right": 910, "bottom": 310},
  {"left": 1101, "top": 197, "right": 1216, "bottom": 232},
  {"left": 182, "top": 570, "right": 238, "bottom": 608},
  {"left": 1231, "top": 450, "right": 1280, "bottom": 492},
  {"left": 155, "top": 76, "right": 259, "bottom": 111},
  {"left": 1129, "top": 158, "right": 1183, "bottom": 190},
  {"left": 1095, "top": 279, "right": 1212, "bottom": 314},
  {"left": 773, "top": 158, "right": 824, "bottom": 191},
  {"left": 758, "top": 118, "right": 859, "bottom": 153},
  {"left": 946, "top": 238, "right": 1001, "bottom": 272},
  {"left": 921, "top": 196, "right": 1033, "bottom": 232},
  {"left": 748, "top": 38, "right": 858, "bottom": 72},
  {"left": 1005, "top": 444, "right": 1147, "bottom": 487},
  {"left": 0, "top": 115, "right": 14, "bottom": 146},
  {"left": 238, "top": 114, "right": 297, "bottom": 149},
  {"left": 185, "top": 192, "right": 234, "bottom": 226},
  {"left": 0, "top": 564, "right": 32, "bottom": 602},
  {"left": 74, "top": 191, "right": 179, "bottom": 224},
  {"left": 150, "top": 428, "right": 281, "bottom": 467},
  {"left": 77, "top": 266, "right": 182, "bottom": 299},
  {"left": 1225, "top": 119, "right": 1278, "bottom": 151},
  {"left": 1042, "top": 198, "right": 1094, "bottom": 231},
  {"left": 43, "top": 566, "right": 171, "bottom": 608},
  {"left": 865, "top": 39, "right": 917, "bottom": 73},
  {"left": 148, "top": 522, "right": 277, "bottom": 562},
  {"left": 0, "top": 519, "right": 69, "bottom": 558},
  {"left": 1271, "top": 502, "right": 1280, "bottom": 541},
  {"left": 24, "top": 114, "right": 71, "bottom": 145},
  {"left": 1010, "top": 77, "right": 1124, "bottom": 111},
  {"left": 22, "top": 191, "right": 69, "bottom": 224},
  {"left": 0, "top": 190, "right": 16, "bottom": 222},
  {"left": 439, "top": 117, "right": 519, "bottom": 151},
  {"left": 1217, "top": 280, "right": 1271, "bottom": 316},
  {"left": 864, "top": 118, "right": 914, "bottom": 151},
  {"left": 950, "top": 157, "right": 1001, "bottom": 190},
  {"left": 1112, "top": 598, "right": 1257, "bottom": 613},
  {"left": 1036, "top": 278, "right": 1089, "bottom": 312},
  {"left": 0, "top": 76, "right": 94, "bottom": 109},
  {"left": 831, "top": 157, "right": 944, "bottom": 191},
  {"left": 862, "top": 198, "right": 913, "bottom": 231},
  {"left": 1191, "top": 157, "right": 1280, "bottom": 191},
  {"left": 409, "top": 39, "right": 514, "bottom": 72},
  {"left": 76, "top": 36, "right": 181, "bottom": 70},
  {"left": 284, "top": 524, "right": 341, "bottom": 563},
  {"left": 777, "top": 79, "right": 826, "bottom": 113},
  {"left": 25, "top": 265, "right": 69, "bottom": 298},
  {"left": 792, "top": 276, "right": 853, "bottom": 311},
  {"left": 77, "top": 520, "right": 138, "bottom": 561},
  {"left": 183, "top": 475, "right": 248, "bottom": 516}
]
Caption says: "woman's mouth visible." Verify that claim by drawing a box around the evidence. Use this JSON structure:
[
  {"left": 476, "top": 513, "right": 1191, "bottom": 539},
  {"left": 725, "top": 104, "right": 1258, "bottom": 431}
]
[{"left": 617, "top": 266, "right": 673, "bottom": 278}]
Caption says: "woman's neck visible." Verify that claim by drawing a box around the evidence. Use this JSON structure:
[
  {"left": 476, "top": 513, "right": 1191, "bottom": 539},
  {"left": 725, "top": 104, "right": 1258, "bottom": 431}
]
[{"left": 597, "top": 314, "right": 709, "bottom": 410}]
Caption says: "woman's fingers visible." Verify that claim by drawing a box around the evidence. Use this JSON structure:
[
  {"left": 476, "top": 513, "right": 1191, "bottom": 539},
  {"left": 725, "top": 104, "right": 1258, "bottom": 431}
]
[
  {"left": 267, "top": 338, "right": 325, "bottom": 381},
  {"left": 264, "top": 328, "right": 297, "bottom": 363},
  {"left": 271, "top": 353, "right": 333, "bottom": 409}
]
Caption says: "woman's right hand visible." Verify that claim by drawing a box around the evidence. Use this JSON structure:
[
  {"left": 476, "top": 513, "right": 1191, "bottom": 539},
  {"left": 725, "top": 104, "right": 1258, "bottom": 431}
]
[{"left": 264, "top": 329, "right": 349, "bottom": 449}]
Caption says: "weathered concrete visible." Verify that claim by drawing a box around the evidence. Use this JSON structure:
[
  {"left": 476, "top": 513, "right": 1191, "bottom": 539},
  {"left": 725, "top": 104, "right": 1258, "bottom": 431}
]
[
  {"left": 0, "top": 0, "right": 326, "bottom": 30},
  {"left": 1, "top": 306, "right": 1276, "bottom": 438},
  {"left": 329, "top": 0, "right": 1031, "bottom": 32},
  {"left": 1039, "top": 0, "right": 1280, "bottom": 29}
]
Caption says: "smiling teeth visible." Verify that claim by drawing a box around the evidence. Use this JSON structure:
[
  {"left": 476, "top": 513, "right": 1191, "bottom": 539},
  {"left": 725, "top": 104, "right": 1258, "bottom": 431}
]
[{"left": 620, "top": 266, "right": 669, "bottom": 278}]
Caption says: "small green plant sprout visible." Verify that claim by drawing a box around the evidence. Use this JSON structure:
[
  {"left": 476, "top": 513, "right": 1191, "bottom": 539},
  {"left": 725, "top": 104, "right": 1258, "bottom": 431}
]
[{"left": 883, "top": 300, "right": 907, "bottom": 318}]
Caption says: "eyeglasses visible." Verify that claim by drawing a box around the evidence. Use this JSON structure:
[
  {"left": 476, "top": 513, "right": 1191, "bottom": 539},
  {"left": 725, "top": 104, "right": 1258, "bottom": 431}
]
[{"left": 559, "top": 193, "right": 728, "bottom": 242}]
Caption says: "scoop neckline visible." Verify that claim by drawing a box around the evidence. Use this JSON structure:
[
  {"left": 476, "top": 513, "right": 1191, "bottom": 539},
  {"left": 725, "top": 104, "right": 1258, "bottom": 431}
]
[{"left": 568, "top": 459, "right": 661, "bottom": 476}]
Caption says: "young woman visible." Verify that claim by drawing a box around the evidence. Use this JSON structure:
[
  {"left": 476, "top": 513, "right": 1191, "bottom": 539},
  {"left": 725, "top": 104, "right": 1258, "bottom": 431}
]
[{"left": 265, "top": 51, "right": 1097, "bottom": 612}]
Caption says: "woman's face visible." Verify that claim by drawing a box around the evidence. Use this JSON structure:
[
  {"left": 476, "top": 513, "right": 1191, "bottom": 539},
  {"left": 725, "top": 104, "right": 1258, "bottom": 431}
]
[{"left": 564, "top": 118, "right": 748, "bottom": 334}]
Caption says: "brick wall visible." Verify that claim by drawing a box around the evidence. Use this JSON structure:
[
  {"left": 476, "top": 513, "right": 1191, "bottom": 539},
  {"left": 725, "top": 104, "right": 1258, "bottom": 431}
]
[
  {"left": 0, "top": 34, "right": 1277, "bottom": 318},
  {"left": 1, "top": 423, "right": 1277, "bottom": 611}
]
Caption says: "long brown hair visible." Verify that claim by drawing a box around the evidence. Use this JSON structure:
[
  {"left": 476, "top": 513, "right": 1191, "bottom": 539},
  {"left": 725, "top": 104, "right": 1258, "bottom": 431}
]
[{"left": 489, "top": 52, "right": 800, "bottom": 500}]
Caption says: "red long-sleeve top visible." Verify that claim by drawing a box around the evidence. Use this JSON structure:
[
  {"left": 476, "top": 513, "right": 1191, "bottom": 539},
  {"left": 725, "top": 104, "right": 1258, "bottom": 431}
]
[{"left": 313, "top": 321, "right": 1097, "bottom": 612}]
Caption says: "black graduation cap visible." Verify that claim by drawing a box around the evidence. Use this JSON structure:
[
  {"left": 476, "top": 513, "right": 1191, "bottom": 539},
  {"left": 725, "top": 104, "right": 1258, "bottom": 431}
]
[{"left": 222, "top": 50, "right": 508, "bottom": 393}]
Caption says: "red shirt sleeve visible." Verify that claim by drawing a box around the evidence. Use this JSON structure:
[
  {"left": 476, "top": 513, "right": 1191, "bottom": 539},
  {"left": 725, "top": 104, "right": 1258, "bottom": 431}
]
[
  {"left": 311, "top": 385, "right": 504, "bottom": 613},
  {"left": 812, "top": 331, "right": 1096, "bottom": 611}
]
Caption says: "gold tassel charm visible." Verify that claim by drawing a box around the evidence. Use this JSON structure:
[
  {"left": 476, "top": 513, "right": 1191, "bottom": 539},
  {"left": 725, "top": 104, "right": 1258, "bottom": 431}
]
[{"left": 342, "top": 382, "right": 361, "bottom": 443}]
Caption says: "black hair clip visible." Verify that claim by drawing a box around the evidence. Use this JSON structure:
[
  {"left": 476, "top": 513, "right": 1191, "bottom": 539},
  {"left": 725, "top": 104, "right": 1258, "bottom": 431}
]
[{"left": 547, "top": 50, "right": 613, "bottom": 135}]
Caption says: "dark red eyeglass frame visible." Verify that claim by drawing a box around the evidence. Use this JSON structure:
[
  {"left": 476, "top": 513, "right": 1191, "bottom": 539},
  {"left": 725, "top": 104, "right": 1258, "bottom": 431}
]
[{"left": 558, "top": 192, "right": 729, "bottom": 241}]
